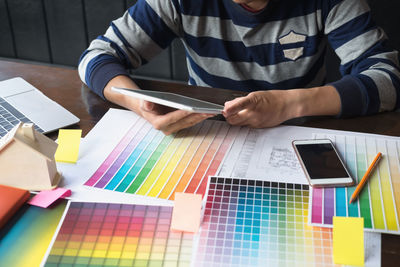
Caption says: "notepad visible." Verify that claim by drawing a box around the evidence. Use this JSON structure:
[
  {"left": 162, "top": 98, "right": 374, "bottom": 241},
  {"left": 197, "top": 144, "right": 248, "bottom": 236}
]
[
  {"left": 171, "top": 193, "right": 202, "bottom": 232},
  {"left": 28, "top": 188, "right": 71, "bottom": 208},
  {"left": 55, "top": 129, "right": 82, "bottom": 163},
  {"left": 333, "top": 216, "right": 365, "bottom": 266},
  {"left": 0, "top": 184, "right": 30, "bottom": 229}
]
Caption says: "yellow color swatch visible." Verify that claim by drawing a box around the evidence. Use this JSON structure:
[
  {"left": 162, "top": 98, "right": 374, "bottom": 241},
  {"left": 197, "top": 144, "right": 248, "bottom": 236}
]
[
  {"left": 171, "top": 193, "right": 202, "bottom": 233},
  {"left": 55, "top": 129, "right": 82, "bottom": 163},
  {"left": 333, "top": 216, "right": 364, "bottom": 266}
]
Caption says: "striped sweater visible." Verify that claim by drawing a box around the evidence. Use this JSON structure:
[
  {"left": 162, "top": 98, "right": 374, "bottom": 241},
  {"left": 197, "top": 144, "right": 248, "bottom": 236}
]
[{"left": 78, "top": 0, "right": 400, "bottom": 117}]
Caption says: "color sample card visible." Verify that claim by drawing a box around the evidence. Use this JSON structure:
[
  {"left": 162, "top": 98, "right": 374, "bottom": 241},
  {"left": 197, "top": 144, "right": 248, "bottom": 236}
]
[
  {"left": 28, "top": 188, "right": 71, "bottom": 208},
  {"left": 0, "top": 200, "right": 67, "bottom": 267},
  {"left": 42, "top": 202, "right": 193, "bottom": 267},
  {"left": 171, "top": 193, "right": 202, "bottom": 233},
  {"left": 310, "top": 134, "right": 400, "bottom": 234},
  {"left": 84, "top": 118, "right": 239, "bottom": 200},
  {"left": 193, "top": 176, "right": 337, "bottom": 266},
  {"left": 55, "top": 129, "right": 82, "bottom": 163},
  {"left": 333, "top": 216, "right": 364, "bottom": 266}
]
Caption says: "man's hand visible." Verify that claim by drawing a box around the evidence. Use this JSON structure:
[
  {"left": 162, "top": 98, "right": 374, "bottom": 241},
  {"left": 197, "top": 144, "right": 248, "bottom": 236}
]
[
  {"left": 223, "top": 90, "right": 293, "bottom": 128},
  {"left": 140, "top": 100, "right": 214, "bottom": 135},
  {"left": 223, "top": 86, "right": 341, "bottom": 128},
  {"left": 103, "top": 75, "right": 214, "bottom": 135}
]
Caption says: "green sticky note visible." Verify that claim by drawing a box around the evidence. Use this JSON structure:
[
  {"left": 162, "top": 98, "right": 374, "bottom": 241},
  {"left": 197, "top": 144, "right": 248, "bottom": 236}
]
[
  {"left": 55, "top": 129, "right": 82, "bottom": 163},
  {"left": 333, "top": 216, "right": 364, "bottom": 266}
]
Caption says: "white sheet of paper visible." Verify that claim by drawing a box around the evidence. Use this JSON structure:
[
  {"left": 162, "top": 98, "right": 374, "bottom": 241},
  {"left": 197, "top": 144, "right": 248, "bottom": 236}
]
[
  {"left": 364, "top": 232, "right": 381, "bottom": 267},
  {"left": 218, "top": 126, "right": 310, "bottom": 183}
]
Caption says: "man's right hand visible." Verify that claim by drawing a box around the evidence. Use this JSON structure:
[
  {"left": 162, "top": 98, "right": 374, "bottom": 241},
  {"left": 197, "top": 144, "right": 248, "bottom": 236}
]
[
  {"left": 103, "top": 75, "right": 214, "bottom": 135},
  {"left": 139, "top": 100, "right": 214, "bottom": 135}
]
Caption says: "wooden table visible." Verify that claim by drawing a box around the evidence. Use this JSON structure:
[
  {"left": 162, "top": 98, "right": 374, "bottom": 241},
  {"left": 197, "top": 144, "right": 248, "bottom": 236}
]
[{"left": 0, "top": 59, "right": 399, "bottom": 266}]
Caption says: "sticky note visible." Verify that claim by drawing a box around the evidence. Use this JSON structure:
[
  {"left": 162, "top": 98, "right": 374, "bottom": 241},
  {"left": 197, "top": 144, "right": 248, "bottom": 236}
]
[
  {"left": 333, "top": 216, "right": 364, "bottom": 266},
  {"left": 55, "top": 129, "right": 82, "bottom": 163},
  {"left": 171, "top": 193, "right": 202, "bottom": 233},
  {"left": 28, "top": 188, "right": 71, "bottom": 208}
]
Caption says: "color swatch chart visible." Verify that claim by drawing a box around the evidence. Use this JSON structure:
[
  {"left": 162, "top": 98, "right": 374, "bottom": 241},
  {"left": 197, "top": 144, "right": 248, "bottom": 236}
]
[
  {"left": 43, "top": 202, "right": 193, "bottom": 267},
  {"left": 310, "top": 134, "right": 400, "bottom": 234},
  {"left": 193, "top": 176, "right": 336, "bottom": 266},
  {"left": 84, "top": 118, "right": 239, "bottom": 200}
]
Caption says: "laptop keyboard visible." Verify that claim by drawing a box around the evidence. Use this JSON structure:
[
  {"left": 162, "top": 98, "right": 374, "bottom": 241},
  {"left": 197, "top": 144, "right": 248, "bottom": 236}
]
[{"left": 0, "top": 97, "right": 44, "bottom": 138}]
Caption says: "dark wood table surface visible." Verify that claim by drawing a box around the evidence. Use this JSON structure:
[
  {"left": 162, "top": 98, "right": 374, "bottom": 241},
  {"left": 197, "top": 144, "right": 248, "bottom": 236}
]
[{"left": 1, "top": 59, "right": 399, "bottom": 266}]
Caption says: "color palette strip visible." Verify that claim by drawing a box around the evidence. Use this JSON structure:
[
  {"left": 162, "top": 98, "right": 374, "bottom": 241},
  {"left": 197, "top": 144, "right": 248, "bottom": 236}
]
[
  {"left": 310, "top": 134, "right": 400, "bottom": 234},
  {"left": 43, "top": 202, "right": 193, "bottom": 267},
  {"left": 193, "top": 176, "right": 337, "bottom": 266},
  {"left": 84, "top": 117, "right": 239, "bottom": 200}
]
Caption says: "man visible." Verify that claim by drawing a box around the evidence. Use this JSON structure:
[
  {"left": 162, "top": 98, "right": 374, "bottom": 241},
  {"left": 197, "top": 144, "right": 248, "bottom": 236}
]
[{"left": 79, "top": 0, "right": 400, "bottom": 135}]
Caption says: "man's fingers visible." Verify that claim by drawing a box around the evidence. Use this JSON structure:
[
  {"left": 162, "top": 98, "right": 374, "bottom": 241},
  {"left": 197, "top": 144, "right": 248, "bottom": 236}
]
[
  {"left": 141, "top": 100, "right": 155, "bottom": 112},
  {"left": 144, "top": 109, "right": 190, "bottom": 129},
  {"left": 225, "top": 109, "right": 251, "bottom": 126},
  {"left": 141, "top": 101, "right": 177, "bottom": 114},
  {"left": 223, "top": 96, "right": 254, "bottom": 117},
  {"left": 162, "top": 113, "right": 213, "bottom": 135},
  {"left": 143, "top": 109, "right": 214, "bottom": 135}
]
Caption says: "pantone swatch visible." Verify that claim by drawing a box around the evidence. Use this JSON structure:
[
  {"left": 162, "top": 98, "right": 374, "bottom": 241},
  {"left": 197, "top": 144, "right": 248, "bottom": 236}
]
[
  {"left": 43, "top": 202, "right": 193, "bottom": 267},
  {"left": 310, "top": 134, "right": 400, "bottom": 234},
  {"left": 84, "top": 118, "right": 238, "bottom": 200},
  {"left": 193, "top": 177, "right": 336, "bottom": 266}
]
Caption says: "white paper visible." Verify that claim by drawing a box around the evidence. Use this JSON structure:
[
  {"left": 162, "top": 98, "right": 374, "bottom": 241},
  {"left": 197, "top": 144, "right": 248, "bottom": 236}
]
[{"left": 364, "top": 232, "right": 381, "bottom": 267}]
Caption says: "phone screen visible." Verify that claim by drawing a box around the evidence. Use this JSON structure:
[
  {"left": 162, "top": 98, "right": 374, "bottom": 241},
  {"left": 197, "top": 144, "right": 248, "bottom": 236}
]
[{"left": 295, "top": 143, "right": 349, "bottom": 179}]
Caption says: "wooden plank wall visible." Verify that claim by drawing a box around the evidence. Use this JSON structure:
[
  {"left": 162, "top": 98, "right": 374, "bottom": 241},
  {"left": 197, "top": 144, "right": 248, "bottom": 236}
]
[
  {"left": 0, "top": 0, "right": 399, "bottom": 83},
  {"left": 0, "top": 0, "right": 189, "bottom": 81}
]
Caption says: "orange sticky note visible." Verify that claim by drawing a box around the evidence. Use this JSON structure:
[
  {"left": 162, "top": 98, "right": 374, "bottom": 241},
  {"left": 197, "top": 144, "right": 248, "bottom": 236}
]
[
  {"left": 171, "top": 193, "right": 202, "bottom": 233},
  {"left": 28, "top": 188, "right": 71, "bottom": 208},
  {"left": 55, "top": 129, "right": 82, "bottom": 163},
  {"left": 333, "top": 216, "right": 364, "bottom": 266}
]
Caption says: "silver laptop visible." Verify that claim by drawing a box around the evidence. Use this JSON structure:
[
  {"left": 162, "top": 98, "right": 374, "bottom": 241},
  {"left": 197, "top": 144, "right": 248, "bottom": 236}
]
[{"left": 0, "top": 77, "right": 80, "bottom": 137}]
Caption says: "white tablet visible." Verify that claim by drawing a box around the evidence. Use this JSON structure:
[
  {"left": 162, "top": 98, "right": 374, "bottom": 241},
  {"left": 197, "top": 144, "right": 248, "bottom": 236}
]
[{"left": 112, "top": 87, "right": 224, "bottom": 114}]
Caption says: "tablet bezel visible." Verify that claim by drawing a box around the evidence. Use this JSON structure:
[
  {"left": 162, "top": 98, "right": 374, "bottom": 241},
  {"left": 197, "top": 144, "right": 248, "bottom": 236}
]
[{"left": 111, "top": 87, "right": 224, "bottom": 114}]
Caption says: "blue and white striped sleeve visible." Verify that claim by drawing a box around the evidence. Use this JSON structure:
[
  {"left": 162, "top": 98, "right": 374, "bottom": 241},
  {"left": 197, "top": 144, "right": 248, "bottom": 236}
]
[
  {"left": 78, "top": 0, "right": 182, "bottom": 98},
  {"left": 323, "top": 0, "right": 400, "bottom": 117}
]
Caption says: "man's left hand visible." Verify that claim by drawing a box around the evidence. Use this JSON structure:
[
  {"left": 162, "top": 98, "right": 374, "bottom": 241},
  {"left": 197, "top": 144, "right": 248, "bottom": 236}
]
[
  {"left": 222, "top": 90, "right": 295, "bottom": 128},
  {"left": 223, "top": 86, "right": 341, "bottom": 128}
]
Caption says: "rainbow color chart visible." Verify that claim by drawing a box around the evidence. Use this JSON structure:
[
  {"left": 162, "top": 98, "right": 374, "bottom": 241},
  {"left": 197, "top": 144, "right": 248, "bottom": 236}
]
[
  {"left": 84, "top": 118, "right": 239, "bottom": 200},
  {"left": 43, "top": 202, "right": 193, "bottom": 267},
  {"left": 193, "top": 176, "right": 336, "bottom": 266},
  {"left": 310, "top": 134, "right": 400, "bottom": 234}
]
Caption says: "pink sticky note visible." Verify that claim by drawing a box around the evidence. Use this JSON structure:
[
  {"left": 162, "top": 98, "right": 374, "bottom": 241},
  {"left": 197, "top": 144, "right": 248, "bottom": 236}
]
[
  {"left": 171, "top": 193, "right": 202, "bottom": 233},
  {"left": 28, "top": 188, "right": 71, "bottom": 208}
]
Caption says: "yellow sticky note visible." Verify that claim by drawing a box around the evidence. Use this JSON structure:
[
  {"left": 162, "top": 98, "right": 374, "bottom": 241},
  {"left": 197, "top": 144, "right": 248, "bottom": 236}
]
[
  {"left": 171, "top": 193, "right": 202, "bottom": 233},
  {"left": 333, "top": 216, "right": 364, "bottom": 266},
  {"left": 55, "top": 129, "right": 82, "bottom": 163}
]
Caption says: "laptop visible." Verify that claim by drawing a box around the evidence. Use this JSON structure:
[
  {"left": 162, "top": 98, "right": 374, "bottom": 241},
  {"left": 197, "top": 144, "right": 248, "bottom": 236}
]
[{"left": 0, "top": 77, "right": 80, "bottom": 137}]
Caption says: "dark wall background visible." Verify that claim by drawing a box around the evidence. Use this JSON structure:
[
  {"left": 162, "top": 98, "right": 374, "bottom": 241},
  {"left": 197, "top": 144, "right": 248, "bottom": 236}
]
[
  {"left": 0, "top": 0, "right": 186, "bottom": 81},
  {"left": 325, "top": 0, "right": 400, "bottom": 82},
  {"left": 0, "top": 0, "right": 399, "bottom": 83}
]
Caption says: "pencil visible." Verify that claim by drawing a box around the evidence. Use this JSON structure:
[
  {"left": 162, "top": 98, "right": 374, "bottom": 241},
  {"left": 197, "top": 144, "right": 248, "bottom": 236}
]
[{"left": 349, "top": 152, "right": 382, "bottom": 204}]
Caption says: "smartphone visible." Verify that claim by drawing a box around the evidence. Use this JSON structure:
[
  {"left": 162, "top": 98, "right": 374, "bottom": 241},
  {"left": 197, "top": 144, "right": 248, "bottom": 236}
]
[
  {"left": 292, "top": 139, "right": 355, "bottom": 187},
  {"left": 111, "top": 87, "right": 224, "bottom": 114}
]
